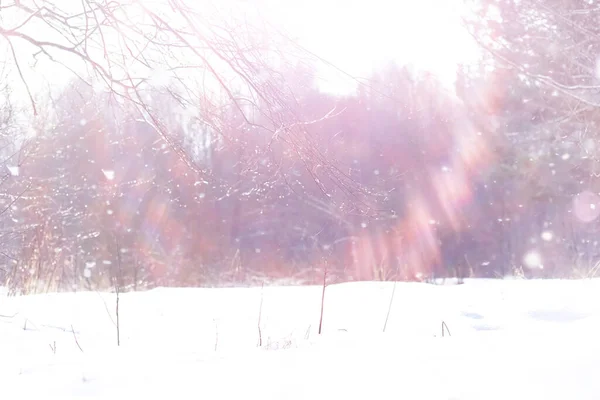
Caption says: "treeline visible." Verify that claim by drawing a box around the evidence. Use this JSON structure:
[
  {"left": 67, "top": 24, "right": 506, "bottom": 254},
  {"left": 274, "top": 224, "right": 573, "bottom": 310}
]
[{"left": 2, "top": 20, "right": 600, "bottom": 293}]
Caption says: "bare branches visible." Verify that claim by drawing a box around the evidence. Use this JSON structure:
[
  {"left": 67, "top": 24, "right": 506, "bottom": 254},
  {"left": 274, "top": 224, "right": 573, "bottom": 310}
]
[
  {"left": 7, "top": 39, "right": 36, "bottom": 115},
  {"left": 0, "top": 26, "right": 126, "bottom": 91},
  {"left": 462, "top": 17, "right": 600, "bottom": 110},
  {"left": 0, "top": 0, "right": 376, "bottom": 218},
  {"left": 0, "top": 184, "right": 30, "bottom": 216},
  {"left": 463, "top": 1, "right": 600, "bottom": 111}
]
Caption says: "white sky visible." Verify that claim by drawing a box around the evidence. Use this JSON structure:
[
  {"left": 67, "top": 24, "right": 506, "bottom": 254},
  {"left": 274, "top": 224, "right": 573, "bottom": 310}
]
[
  {"left": 2, "top": 0, "right": 478, "bottom": 105},
  {"left": 259, "top": 0, "right": 479, "bottom": 92}
]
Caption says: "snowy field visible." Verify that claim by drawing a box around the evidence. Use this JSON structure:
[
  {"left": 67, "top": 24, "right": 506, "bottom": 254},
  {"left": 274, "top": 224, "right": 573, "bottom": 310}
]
[{"left": 2, "top": 279, "right": 600, "bottom": 399}]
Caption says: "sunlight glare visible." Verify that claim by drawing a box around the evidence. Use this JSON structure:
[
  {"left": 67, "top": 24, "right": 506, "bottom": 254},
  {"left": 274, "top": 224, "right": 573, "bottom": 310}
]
[{"left": 262, "top": 0, "right": 478, "bottom": 91}]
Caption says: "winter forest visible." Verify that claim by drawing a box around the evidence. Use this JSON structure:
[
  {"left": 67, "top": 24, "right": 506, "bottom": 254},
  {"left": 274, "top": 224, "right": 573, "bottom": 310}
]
[{"left": 1, "top": 0, "right": 599, "bottom": 294}]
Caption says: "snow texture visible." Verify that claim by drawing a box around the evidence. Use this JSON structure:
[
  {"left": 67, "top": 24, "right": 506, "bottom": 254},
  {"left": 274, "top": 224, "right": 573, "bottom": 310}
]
[{"left": 1, "top": 279, "right": 600, "bottom": 399}]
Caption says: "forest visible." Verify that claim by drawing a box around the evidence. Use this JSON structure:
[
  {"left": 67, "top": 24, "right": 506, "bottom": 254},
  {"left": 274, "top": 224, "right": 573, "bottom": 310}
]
[{"left": 1, "top": 0, "right": 599, "bottom": 293}]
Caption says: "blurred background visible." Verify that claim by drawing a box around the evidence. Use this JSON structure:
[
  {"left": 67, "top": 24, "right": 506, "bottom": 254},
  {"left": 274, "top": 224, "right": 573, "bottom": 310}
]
[{"left": 0, "top": 0, "right": 599, "bottom": 292}]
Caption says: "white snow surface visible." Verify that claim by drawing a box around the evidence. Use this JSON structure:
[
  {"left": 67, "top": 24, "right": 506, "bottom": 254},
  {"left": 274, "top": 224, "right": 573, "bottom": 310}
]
[{"left": 2, "top": 279, "right": 600, "bottom": 399}]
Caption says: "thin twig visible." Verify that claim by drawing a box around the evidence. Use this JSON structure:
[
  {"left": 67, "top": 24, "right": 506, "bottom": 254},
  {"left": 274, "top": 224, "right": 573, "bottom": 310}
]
[
  {"left": 114, "top": 236, "right": 122, "bottom": 347},
  {"left": 257, "top": 282, "right": 264, "bottom": 347},
  {"left": 318, "top": 263, "right": 327, "bottom": 335},
  {"left": 0, "top": 184, "right": 31, "bottom": 216},
  {"left": 383, "top": 281, "right": 397, "bottom": 333},
  {"left": 213, "top": 318, "right": 218, "bottom": 351},
  {"left": 441, "top": 321, "right": 451, "bottom": 337},
  {"left": 115, "top": 284, "right": 120, "bottom": 346},
  {"left": 7, "top": 39, "right": 37, "bottom": 115},
  {"left": 95, "top": 290, "right": 117, "bottom": 328},
  {"left": 71, "top": 324, "right": 84, "bottom": 353}
]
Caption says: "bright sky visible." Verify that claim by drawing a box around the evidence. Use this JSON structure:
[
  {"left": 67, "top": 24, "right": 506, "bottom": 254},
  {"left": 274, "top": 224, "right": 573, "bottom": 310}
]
[
  {"left": 3, "top": 0, "right": 478, "bottom": 105},
  {"left": 259, "top": 0, "right": 479, "bottom": 92}
]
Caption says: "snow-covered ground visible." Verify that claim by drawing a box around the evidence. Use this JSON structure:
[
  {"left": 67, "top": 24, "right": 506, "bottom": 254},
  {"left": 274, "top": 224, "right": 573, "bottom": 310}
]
[{"left": 2, "top": 279, "right": 600, "bottom": 399}]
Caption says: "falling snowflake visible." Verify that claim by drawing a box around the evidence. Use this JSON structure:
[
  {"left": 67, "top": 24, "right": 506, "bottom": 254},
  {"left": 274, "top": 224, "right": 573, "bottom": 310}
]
[
  {"left": 541, "top": 231, "right": 553, "bottom": 241},
  {"left": 7, "top": 165, "right": 19, "bottom": 176},
  {"left": 102, "top": 169, "right": 115, "bottom": 180}
]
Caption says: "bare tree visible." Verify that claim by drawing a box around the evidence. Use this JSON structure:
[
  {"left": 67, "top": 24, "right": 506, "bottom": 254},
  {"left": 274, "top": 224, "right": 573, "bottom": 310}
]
[
  {"left": 0, "top": 65, "right": 36, "bottom": 290},
  {"left": 0, "top": 0, "right": 366, "bottom": 210}
]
